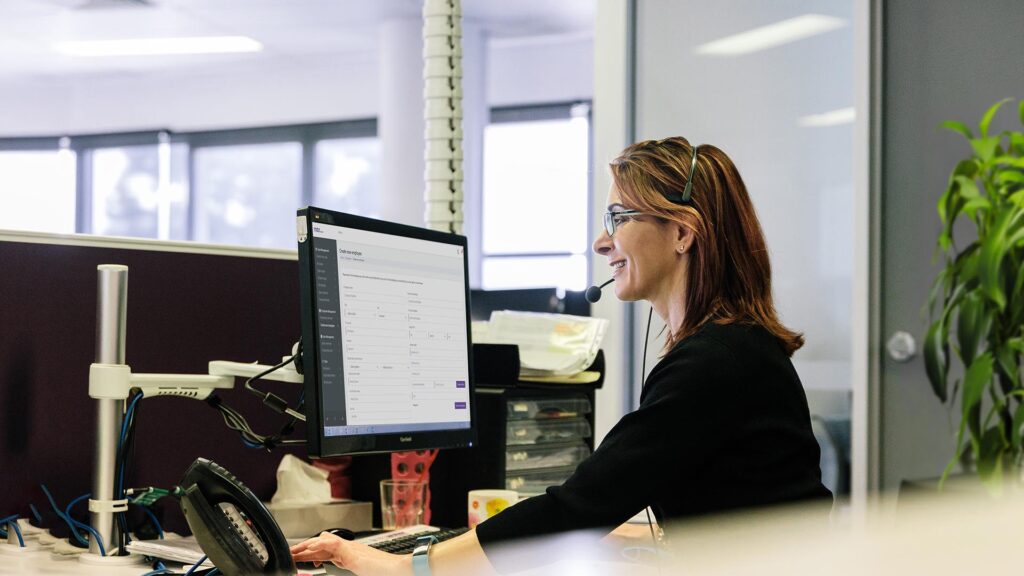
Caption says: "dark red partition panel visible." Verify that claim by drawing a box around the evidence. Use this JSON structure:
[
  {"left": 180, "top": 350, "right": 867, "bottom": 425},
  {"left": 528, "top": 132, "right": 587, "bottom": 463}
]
[{"left": 0, "top": 236, "right": 305, "bottom": 535}]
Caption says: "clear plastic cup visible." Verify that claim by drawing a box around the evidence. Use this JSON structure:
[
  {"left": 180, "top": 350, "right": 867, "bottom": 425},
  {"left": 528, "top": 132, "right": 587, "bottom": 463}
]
[{"left": 379, "top": 479, "right": 427, "bottom": 530}]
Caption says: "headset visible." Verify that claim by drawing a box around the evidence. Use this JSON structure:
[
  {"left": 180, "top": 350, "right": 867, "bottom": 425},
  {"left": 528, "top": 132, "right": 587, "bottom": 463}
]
[
  {"left": 586, "top": 144, "right": 701, "bottom": 304},
  {"left": 661, "top": 143, "right": 701, "bottom": 205}
]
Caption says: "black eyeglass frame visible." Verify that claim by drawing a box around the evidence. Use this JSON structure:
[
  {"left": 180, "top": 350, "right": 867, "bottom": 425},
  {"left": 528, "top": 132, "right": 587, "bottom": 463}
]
[{"left": 602, "top": 209, "right": 651, "bottom": 237}]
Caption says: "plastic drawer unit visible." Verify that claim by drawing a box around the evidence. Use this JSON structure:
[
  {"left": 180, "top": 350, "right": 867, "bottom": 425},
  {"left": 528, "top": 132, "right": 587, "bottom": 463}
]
[
  {"left": 506, "top": 418, "right": 592, "bottom": 446},
  {"left": 505, "top": 465, "right": 580, "bottom": 495},
  {"left": 505, "top": 442, "right": 590, "bottom": 472},
  {"left": 506, "top": 396, "right": 592, "bottom": 421}
]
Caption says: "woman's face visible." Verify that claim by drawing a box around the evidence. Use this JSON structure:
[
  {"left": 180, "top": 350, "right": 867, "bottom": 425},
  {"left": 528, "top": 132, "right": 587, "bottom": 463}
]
[{"left": 592, "top": 183, "right": 683, "bottom": 303}]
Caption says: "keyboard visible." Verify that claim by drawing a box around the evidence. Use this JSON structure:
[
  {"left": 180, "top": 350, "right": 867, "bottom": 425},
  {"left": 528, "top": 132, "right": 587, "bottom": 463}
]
[{"left": 357, "top": 525, "right": 469, "bottom": 555}]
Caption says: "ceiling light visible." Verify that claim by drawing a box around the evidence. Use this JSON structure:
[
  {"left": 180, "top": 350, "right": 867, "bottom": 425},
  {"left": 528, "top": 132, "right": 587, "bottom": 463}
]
[
  {"left": 798, "top": 107, "right": 856, "bottom": 128},
  {"left": 695, "top": 14, "right": 846, "bottom": 56},
  {"left": 53, "top": 36, "right": 262, "bottom": 57}
]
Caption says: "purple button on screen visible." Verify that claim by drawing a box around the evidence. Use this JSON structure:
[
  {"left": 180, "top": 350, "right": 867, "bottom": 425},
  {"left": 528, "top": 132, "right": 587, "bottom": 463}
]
[
  {"left": 454, "top": 401, "right": 467, "bottom": 409},
  {"left": 455, "top": 380, "right": 466, "bottom": 388}
]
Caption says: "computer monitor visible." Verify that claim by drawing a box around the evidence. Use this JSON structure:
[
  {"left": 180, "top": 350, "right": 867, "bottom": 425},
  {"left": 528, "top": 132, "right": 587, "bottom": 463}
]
[{"left": 296, "top": 207, "right": 476, "bottom": 457}]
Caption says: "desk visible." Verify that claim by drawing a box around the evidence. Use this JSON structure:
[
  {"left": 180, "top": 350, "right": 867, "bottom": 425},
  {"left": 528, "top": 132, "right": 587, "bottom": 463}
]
[{"left": 0, "top": 550, "right": 168, "bottom": 575}]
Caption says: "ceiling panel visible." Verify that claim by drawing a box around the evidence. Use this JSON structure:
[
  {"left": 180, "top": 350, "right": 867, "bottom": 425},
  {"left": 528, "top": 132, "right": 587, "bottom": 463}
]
[{"left": 0, "top": 0, "right": 594, "bottom": 81}]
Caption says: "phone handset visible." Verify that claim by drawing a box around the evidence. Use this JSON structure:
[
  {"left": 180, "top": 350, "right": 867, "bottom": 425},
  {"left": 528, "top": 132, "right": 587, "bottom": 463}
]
[{"left": 180, "top": 458, "right": 295, "bottom": 576}]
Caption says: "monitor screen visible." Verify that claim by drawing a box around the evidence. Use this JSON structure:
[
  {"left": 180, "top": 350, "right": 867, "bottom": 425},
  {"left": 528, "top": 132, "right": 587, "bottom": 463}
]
[{"left": 297, "top": 207, "right": 475, "bottom": 457}]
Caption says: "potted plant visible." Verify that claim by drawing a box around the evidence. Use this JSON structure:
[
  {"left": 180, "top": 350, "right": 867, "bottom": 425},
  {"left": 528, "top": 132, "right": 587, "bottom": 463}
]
[{"left": 925, "top": 98, "right": 1024, "bottom": 489}]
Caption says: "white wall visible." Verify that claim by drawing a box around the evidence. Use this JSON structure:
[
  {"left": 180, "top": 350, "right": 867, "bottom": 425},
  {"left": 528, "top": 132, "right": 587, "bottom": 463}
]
[{"left": 488, "top": 34, "right": 594, "bottom": 107}]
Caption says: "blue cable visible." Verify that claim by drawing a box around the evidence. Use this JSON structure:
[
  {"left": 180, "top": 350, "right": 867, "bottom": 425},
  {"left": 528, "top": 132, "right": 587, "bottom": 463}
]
[
  {"left": 65, "top": 493, "right": 91, "bottom": 520},
  {"left": 63, "top": 493, "right": 108, "bottom": 555},
  {"left": 140, "top": 570, "right": 172, "bottom": 576},
  {"left": 116, "top": 392, "right": 144, "bottom": 549},
  {"left": 207, "top": 568, "right": 220, "bottom": 576},
  {"left": 183, "top": 554, "right": 208, "bottom": 576},
  {"left": 39, "top": 485, "right": 106, "bottom": 556},
  {"left": 0, "top": 514, "right": 16, "bottom": 540},
  {"left": 40, "top": 484, "right": 89, "bottom": 547},
  {"left": 6, "top": 520, "right": 25, "bottom": 547},
  {"left": 118, "top": 393, "right": 145, "bottom": 496},
  {"left": 70, "top": 518, "right": 107, "bottom": 556},
  {"left": 30, "top": 504, "right": 43, "bottom": 524},
  {"left": 132, "top": 503, "right": 164, "bottom": 539}
]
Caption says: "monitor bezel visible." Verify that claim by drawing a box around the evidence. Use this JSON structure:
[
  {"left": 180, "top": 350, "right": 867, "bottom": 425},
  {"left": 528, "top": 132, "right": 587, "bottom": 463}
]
[{"left": 297, "top": 206, "right": 477, "bottom": 457}]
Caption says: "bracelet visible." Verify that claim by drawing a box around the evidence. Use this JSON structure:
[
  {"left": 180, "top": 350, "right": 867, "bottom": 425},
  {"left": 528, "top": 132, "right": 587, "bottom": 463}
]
[{"left": 411, "top": 534, "right": 438, "bottom": 576}]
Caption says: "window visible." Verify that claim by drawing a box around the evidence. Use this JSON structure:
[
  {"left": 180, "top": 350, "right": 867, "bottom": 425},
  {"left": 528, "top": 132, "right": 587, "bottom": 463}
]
[
  {"left": 314, "top": 137, "right": 381, "bottom": 219},
  {"left": 0, "top": 120, "right": 377, "bottom": 250},
  {"left": 194, "top": 142, "right": 302, "bottom": 249},
  {"left": 0, "top": 148, "right": 76, "bottom": 234},
  {"left": 90, "top": 143, "right": 189, "bottom": 240},
  {"left": 481, "top": 103, "right": 591, "bottom": 291}
]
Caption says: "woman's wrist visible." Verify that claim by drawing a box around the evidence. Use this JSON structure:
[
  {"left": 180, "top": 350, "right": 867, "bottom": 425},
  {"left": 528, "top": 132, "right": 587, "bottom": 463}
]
[{"left": 397, "top": 552, "right": 415, "bottom": 576}]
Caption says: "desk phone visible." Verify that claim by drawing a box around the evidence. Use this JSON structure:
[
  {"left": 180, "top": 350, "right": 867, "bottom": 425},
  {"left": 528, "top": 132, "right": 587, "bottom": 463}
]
[{"left": 179, "top": 458, "right": 295, "bottom": 576}]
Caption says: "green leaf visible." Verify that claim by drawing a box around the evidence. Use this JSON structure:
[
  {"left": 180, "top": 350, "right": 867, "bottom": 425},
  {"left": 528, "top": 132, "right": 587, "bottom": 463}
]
[
  {"left": 941, "top": 120, "right": 974, "bottom": 140},
  {"left": 962, "top": 196, "right": 991, "bottom": 217},
  {"left": 952, "top": 241, "right": 979, "bottom": 269},
  {"left": 1013, "top": 402, "right": 1024, "bottom": 451},
  {"left": 1009, "top": 337, "right": 1024, "bottom": 353},
  {"left": 926, "top": 267, "right": 949, "bottom": 315},
  {"left": 938, "top": 182, "right": 952, "bottom": 226},
  {"left": 962, "top": 352, "right": 994, "bottom": 441},
  {"left": 971, "top": 137, "right": 1001, "bottom": 163},
  {"left": 954, "top": 175, "right": 981, "bottom": 199},
  {"left": 976, "top": 426, "right": 1006, "bottom": 492},
  {"left": 956, "top": 291, "right": 991, "bottom": 365},
  {"left": 924, "top": 319, "right": 949, "bottom": 402},
  {"left": 1010, "top": 190, "right": 1024, "bottom": 208},
  {"left": 978, "top": 209, "right": 1024, "bottom": 310},
  {"left": 994, "top": 346, "right": 1020, "bottom": 389},
  {"left": 996, "top": 170, "right": 1024, "bottom": 186},
  {"left": 1011, "top": 132, "right": 1024, "bottom": 155},
  {"left": 1019, "top": 98, "right": 1024, "bottom": 126},
  {"left": 1014, "top": 265, "right": 1024, "bottom": 310},
  {"left": 979, "top": 98, "right": 1012, "bottom": 138},
  {"left": 941, "top": 280, "right": 968, "bottom": 325}
]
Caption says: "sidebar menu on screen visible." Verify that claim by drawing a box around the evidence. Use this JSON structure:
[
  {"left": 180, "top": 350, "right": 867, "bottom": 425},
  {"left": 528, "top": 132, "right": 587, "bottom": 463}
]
[{"left": 313, "top": 237, "right": 346, "bottom": 427}]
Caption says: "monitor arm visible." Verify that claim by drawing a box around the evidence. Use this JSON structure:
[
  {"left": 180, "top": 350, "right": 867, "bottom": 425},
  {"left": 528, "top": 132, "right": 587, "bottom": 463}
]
[
  {"left": 88, "top": 358, "right": 302, "bottom": 403},
  {"left": 83, "top": 264, "right": 302, "bottom": 564}
]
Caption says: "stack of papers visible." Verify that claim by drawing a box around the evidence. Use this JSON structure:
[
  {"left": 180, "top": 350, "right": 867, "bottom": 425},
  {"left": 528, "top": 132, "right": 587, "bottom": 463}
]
[
  {"left": 473, "top": 311, "right": 607, "bottom": 380},
  {"left": 126, "top": 536, "right": 215, "bottom": 568}
]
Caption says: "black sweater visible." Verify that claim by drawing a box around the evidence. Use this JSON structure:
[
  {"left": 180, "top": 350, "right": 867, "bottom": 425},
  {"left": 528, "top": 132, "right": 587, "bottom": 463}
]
[{"left": 475, "top": 321, "right": 832, "bottom": 568}]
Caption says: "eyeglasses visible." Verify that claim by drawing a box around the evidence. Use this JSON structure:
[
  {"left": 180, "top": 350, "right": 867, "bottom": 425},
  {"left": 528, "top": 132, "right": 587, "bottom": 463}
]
[{"left": 603, "top": 209, "right": 649, "bottom": 237}]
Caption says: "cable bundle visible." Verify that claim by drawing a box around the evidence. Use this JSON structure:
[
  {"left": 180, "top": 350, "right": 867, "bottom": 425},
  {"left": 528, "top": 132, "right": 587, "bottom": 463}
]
[
  {"left": 423, "top": 0, "right": 463, "bottom": 233},
  {"left": 206, "top": 349, "right": 305, "bottom": 450}
]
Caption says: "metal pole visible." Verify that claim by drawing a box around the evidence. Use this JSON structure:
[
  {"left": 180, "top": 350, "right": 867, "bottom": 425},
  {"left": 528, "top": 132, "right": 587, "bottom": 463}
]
[{"left": 91, "top": 264, "right": 128, "bottom": 556}]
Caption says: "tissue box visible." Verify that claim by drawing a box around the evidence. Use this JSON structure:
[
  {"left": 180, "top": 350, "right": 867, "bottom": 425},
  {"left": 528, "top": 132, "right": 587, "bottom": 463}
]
[{"left": 267, "top": 500, "right": 373, "bottom": 538}]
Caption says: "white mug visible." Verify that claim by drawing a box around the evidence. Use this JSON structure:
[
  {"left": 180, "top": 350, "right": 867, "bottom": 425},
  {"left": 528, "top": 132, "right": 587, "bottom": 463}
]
[{"left": 467, "top": 489, "right": 518, "bottom": 528}]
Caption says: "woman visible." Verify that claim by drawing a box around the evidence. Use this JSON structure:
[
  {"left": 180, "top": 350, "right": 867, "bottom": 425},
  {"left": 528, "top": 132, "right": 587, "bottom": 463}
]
[{"left": 291, "top": 137, "right": 832, "bottom": 575}]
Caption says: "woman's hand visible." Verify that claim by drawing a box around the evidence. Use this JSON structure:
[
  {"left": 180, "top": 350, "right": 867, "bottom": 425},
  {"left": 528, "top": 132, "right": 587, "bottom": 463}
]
[{"left": 290, "top": 532, "right": 411, "bottom": 576}]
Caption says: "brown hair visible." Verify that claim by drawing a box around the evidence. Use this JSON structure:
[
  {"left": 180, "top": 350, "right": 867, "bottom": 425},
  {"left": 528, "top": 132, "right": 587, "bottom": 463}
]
[{"left": 609, "top": 137, "right": 804, "bottom": 356}]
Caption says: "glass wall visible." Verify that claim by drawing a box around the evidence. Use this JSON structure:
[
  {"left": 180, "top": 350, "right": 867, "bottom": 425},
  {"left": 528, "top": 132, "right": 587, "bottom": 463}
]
[{"left": 635, "top": 0, "right": 855, "bottom": 494}]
